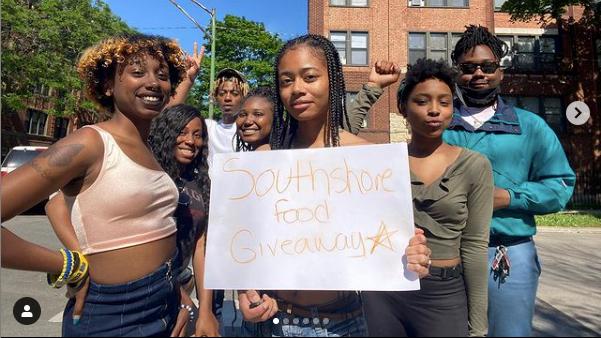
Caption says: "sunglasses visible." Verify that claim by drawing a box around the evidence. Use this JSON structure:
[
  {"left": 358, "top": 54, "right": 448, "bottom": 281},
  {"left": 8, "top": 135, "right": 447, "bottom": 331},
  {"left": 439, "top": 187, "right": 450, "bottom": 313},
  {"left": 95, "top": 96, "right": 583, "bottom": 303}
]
[{"left": 459, "top": 62, "right": 501, "bottom": 74}]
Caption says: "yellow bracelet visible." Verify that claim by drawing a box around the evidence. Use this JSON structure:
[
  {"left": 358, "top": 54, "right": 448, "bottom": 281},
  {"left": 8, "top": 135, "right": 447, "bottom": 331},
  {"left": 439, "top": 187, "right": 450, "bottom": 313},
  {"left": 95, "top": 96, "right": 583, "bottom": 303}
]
[
  {"left": 47, "top": 249, "right": 70, "bottom": 288},
  {"left": 68, "top": 251, "right": 89, "bottom": 284},
  {"left": 47, "top": 249, "right": 83, "bottom": 289}
]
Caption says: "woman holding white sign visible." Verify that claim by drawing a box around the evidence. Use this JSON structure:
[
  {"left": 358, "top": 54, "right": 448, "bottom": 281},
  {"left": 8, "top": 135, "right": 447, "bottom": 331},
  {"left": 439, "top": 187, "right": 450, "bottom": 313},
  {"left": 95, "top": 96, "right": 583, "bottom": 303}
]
[
  {"left": 361, "top": 58, "right": 493, "bottom": 337},
  {"left": 237, "top": 34, "right": 432, "bottom": 337}
]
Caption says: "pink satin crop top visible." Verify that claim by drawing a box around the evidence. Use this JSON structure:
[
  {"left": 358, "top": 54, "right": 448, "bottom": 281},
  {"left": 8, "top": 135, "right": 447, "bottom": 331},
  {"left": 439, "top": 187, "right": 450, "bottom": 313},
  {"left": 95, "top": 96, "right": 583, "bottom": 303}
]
[{"left": 63, "top": 125, "right": 178, "bottom": 255}]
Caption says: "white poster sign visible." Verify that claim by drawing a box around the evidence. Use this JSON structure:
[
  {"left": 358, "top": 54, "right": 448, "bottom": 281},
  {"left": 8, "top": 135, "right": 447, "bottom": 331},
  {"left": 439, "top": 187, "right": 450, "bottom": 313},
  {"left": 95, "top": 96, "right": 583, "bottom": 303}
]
[{"left": 205, "top": 143, "right": 419, "bottom": 291}]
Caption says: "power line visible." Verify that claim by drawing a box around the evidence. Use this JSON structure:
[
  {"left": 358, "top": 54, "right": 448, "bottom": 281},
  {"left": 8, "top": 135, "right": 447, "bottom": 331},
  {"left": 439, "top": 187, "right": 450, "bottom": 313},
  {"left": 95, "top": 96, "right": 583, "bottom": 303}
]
[
  {"left": 134, "top": 26, "right": 198, "bottom": 30},
  {"left": 135, "top": 25, "right": 303, "bottom": 37}
]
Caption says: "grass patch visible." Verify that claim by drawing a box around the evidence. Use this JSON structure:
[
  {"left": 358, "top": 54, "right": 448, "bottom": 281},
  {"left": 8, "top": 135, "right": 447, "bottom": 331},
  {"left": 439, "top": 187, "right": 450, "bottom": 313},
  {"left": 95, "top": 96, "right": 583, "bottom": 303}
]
[{"left": 535, "top": 211, "right": 601, "bottom": 227}]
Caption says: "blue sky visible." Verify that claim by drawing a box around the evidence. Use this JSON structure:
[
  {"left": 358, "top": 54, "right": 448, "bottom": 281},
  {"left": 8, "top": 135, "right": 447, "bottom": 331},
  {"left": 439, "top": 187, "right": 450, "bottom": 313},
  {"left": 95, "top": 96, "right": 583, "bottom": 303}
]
[{"left": 103, "top": 0, "right": 308, "bottom": 54}]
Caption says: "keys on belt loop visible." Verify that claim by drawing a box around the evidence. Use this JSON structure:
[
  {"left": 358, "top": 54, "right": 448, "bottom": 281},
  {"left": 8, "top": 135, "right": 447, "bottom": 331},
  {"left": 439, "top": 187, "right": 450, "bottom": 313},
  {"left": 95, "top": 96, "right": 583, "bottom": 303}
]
[{"left": 491, "top": 245, "right": 510, "bottom": 287}]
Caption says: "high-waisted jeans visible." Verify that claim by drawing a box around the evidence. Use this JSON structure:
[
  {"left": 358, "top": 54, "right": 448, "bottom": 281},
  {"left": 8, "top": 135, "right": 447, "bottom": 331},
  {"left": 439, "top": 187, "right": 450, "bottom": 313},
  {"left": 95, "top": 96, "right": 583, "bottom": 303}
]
[
  {"left": 62, "top": 252, "right": 180, "bottom": 337},
  {"left": 488, "top": 239, "right": 541, "bottom": 337},
  {"left": 242, "top": 293, "right": 367, "bottom": 337}
]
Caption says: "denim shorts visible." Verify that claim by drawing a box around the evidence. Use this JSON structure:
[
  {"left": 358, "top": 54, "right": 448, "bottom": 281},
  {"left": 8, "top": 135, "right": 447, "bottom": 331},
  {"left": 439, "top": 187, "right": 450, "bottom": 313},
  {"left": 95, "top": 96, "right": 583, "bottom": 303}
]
[
  {"left": 62, "top": 252, "right": 180, "bottom": 337},
  {"left": 242, "top": 294, "right": 367, "bottom": 337}
]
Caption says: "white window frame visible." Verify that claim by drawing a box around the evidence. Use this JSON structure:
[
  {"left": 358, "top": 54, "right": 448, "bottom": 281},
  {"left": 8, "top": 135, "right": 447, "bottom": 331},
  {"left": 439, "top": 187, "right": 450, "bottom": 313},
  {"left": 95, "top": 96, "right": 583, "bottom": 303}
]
[
  {"left": 330, "top": 0, "right": 369, "bottom": 7},
  {"left": 409, "top": 32, "right": 462, "bottom": 65},
  {"left": 497, "top": 34, "right": 560, "bottom": 72},
  {"left": 330, "top": 31, "right": 369, "bottom": 66},
  {"left": 25, "top": 109, "right": 48, "bottom": 136},
  {"left": 408, "top": 0, "right": 469, "bottom": 7}
]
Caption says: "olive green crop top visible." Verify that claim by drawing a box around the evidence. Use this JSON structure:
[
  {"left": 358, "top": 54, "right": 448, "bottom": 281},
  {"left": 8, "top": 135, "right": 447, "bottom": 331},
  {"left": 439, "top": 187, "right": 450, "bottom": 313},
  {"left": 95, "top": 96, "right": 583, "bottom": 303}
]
[{"left": 411, "top": 148, "right": 493, "bottom": 336}]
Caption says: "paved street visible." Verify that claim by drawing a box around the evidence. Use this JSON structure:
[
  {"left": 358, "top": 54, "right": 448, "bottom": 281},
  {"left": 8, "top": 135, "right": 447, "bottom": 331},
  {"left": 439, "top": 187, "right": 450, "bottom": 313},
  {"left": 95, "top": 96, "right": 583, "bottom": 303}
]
[{"left": 1, "top": 217, "right": 600, "bottom": 337}]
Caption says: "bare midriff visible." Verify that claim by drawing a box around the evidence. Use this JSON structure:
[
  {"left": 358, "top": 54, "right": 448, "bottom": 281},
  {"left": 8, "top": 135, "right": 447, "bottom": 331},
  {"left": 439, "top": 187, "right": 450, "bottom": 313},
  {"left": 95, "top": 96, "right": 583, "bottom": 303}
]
[
  {"left": 272, "top": 290, "right": 353, "bottom": 308},
  {"left": 272, "top": 258, "right": 460, "bottom": 305},
  {"left": 86, "top": 235, "right": 176, "bottom": 285}
]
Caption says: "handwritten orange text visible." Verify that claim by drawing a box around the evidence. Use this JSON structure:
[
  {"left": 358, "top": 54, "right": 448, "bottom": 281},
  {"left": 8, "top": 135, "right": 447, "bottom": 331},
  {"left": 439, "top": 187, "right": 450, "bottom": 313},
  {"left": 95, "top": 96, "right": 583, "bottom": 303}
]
[
  {"left": 222, "top": 158, "right": 394, "bottom": 200},
  {"left": 229, "top": 221, "right": 400, "bottom": 264}
]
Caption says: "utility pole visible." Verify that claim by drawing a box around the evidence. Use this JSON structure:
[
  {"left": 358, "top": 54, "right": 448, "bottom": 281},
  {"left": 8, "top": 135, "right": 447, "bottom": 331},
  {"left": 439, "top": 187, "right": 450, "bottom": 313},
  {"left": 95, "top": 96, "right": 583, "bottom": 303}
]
[
  {"left": 209, "top": 8, "right": 216, "bottom": 119},
  {"left": 169, "top": 0, "right": 216, "bottom": 119}
]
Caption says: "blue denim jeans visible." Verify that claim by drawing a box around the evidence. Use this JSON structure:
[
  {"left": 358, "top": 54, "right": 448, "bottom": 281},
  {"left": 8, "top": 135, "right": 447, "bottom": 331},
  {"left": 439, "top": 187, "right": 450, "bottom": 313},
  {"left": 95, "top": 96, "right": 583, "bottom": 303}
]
[
  {"left": 488, "top": 240, "right": 541, "bottom": 337},
  {"left": 62, "top": 253, "right": 180, "bottom": 337},
  {"left": 242, "top": 298, "right": 367, "bottom": 337}
]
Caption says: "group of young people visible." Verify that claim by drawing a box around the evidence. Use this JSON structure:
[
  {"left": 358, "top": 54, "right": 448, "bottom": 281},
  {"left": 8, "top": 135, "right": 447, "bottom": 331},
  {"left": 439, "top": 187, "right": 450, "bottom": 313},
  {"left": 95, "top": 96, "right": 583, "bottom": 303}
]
[{"left": 1, "top": 23, "right": 575, "bottom": 338}]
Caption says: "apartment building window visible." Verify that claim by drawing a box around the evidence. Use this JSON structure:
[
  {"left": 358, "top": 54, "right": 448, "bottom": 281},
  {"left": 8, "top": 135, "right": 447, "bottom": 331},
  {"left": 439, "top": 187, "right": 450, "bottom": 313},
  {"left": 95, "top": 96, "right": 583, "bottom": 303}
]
[
  {"left": 330, "top": 0, "right": 368, "bottom": 6},
  {"left": 499, "top": 36, "right": 514, "bottom": 68},
  {"left": 24, "top": 109, "right": 48, "bottom": 136},
  {"left": 409, "top": 0, "right": 468, "bottom": 7},
  {"left": 409, "top": 32, "right": 462, "bottom": 65},
  {"left": 542, "top": 97, "right": 563, "bottom": 133},
  {"left": 33, "top": 84, "right": 53, "bottom": 97},
  {"left": 330, "top": 31, "right": 369, "bottom": 66},
  {"left": 494, "top": 0, "right": 507, "bottom": 11},
  {"left": 503, "top": 96, "right": 564, "bottom": 133},
  {"left": 498, "top": 35, "right": 560, "bottom": 72},
  {"left": 54, "top": 117, "right": 70, "bottom": 139}
]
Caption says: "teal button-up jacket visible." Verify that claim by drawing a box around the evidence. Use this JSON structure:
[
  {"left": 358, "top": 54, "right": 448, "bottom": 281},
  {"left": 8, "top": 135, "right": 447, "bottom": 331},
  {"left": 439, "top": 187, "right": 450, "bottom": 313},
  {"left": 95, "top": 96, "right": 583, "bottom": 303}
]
[{"left": 443, "top": 97, "right": 576, "bottom": 237}]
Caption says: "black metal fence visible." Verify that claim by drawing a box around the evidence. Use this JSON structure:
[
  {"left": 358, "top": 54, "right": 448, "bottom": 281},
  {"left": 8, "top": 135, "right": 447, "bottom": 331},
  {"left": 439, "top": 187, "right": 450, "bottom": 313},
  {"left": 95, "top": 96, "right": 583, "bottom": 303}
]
[{"left": 567, "top": 171, "right": 601, "bottom": 209}]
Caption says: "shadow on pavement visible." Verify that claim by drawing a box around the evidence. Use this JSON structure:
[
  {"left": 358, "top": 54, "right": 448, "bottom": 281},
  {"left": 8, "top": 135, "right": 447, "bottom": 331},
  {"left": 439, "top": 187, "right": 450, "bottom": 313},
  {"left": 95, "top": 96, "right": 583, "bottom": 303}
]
[{"left": 533, "top": 298, "right": 600, "bottom": 337}]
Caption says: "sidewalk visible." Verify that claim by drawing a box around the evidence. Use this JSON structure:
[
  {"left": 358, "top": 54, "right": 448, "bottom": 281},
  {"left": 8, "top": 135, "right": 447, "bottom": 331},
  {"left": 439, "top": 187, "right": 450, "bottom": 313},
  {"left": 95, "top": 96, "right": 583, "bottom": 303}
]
[
  {"left": 1, "top": 217, "right": 599, "bottom": 337},
  {"left": 218, "top": 229, "right": 601, "bottom": 337},
  {"left": 532, "top": 231, "right": 601, "bottom": 336},
  {"left": 538, "top": 226, "right": 601, "bottom": 234}
]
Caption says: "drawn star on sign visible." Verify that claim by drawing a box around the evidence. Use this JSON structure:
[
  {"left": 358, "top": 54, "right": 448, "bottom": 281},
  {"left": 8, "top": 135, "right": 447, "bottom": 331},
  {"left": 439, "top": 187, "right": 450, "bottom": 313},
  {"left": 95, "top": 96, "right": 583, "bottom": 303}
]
[{"left": 367, "top": 221, "right": 399, "bottom": 254}]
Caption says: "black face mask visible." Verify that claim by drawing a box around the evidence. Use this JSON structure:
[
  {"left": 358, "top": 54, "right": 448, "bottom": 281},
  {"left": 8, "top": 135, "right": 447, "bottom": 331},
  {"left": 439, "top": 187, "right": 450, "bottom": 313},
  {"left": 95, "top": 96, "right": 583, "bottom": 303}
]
[{"left": 457, "top": 84, "right": 499, "bottom": 107}]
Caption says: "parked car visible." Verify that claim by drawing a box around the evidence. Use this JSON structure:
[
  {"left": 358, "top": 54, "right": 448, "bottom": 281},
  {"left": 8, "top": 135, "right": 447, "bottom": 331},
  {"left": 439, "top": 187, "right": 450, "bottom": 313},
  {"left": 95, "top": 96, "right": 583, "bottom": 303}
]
[{"left": 1, "top": 146, "right": 49, "bottom": 214}]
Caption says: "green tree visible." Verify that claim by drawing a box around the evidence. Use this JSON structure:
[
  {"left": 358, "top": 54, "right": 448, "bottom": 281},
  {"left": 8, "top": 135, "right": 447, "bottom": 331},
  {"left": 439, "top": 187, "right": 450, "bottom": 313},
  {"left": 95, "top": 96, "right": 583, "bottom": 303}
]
[
  {"left": 500, "top": 0, "right": 599, "bottom": 22},
  {"left": 1, "top": 0, "right": 134, "bottom": 117},
  {"left": 186, "top": 15, "right": 284, "bottom": 119}
]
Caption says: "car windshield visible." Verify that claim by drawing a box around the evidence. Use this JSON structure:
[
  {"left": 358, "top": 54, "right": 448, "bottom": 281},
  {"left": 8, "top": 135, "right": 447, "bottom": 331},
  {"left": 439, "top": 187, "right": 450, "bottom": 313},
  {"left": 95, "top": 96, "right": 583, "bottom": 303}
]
[{"left": 1, "top": 150, "right": 42, "bottom": 168}]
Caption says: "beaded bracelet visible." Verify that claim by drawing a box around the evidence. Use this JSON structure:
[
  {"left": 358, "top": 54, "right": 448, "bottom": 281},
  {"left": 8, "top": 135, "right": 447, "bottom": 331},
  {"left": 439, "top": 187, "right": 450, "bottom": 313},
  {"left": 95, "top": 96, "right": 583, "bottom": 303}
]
[
  {"left": 47, "top": 249, "right": 89, "bottom": 289},
  {"left": 68, "top": 251, "right": 89, "bottom": 285},
  {"left": 47, "top": 249, "right": 73, "bottom": 288},
  {"left": 180, "top": 304, "right": 195, "bottom": 322}
]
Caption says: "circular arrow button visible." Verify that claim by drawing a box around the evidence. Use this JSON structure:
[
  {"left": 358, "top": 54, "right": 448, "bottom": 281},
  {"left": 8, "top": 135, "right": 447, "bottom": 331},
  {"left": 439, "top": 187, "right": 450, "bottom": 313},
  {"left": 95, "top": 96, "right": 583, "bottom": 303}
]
[{"left": 566, "top": 101, "right": 590, "bottom": 126}]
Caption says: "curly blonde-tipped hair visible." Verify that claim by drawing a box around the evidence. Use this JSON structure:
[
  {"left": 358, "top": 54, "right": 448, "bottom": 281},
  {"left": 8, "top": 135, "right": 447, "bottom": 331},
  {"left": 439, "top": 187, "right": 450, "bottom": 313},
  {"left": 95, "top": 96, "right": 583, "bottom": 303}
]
[
  {"left": 212, "top": 75, "right": 250, "bottom": 100},
  {"left": 77, "top": 34, "right": 187, "bottom": 113}
]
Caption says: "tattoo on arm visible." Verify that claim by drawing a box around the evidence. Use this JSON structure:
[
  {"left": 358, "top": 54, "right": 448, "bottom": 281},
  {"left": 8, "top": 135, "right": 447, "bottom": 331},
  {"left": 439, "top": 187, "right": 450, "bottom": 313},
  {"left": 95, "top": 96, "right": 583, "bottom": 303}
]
[{"left": 29, "top": 144, "right": 85, "bottom": 179}]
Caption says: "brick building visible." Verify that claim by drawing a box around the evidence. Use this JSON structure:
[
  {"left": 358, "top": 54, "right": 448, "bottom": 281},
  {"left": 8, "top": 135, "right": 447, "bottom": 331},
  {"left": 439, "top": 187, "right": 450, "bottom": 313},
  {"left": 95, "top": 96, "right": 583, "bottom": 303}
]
[
  {"left": 308, "top": 0, "right": 600, "bottom": 207},
  {"left": 1, "top": 86, "right": 105, "bottom": 162},
  {"left": 1, "top": 87, "right": 72, "bottom": 161}
]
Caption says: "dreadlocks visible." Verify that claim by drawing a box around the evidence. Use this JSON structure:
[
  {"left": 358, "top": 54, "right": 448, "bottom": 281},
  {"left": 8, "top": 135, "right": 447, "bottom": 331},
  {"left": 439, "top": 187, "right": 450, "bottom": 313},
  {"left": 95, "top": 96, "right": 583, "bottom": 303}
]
[
  {"left": 235, "top": 86, "right": 276, "bottom": 152},
  {"left": 212, "top": 75, "right": 249, "bottom": 100},
  {"left": 451, "top": 25, "right": 508, "bottom": 64},
  {"left": 270, "top": 34, "right": 351, "bottom": 150}
]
